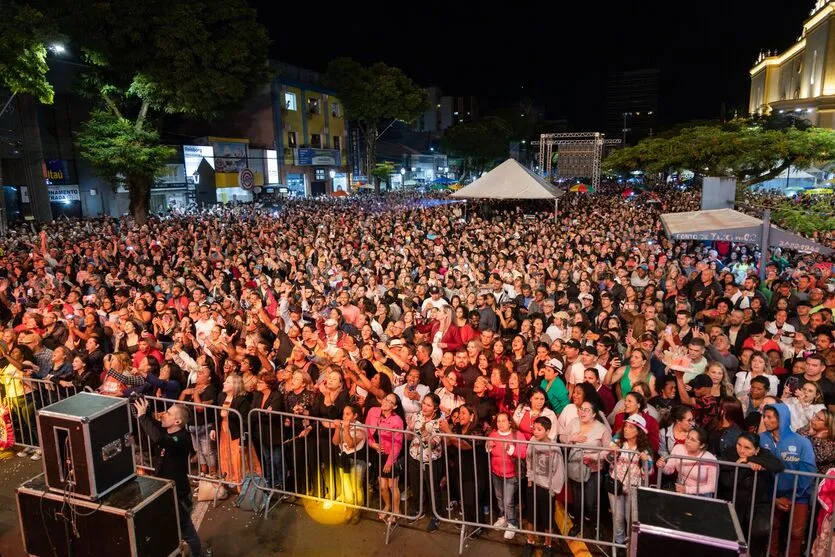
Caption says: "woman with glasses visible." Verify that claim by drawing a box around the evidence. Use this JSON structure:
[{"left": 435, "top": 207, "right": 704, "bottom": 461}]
[
  {"left": 798, "top": 408, "right": 835, "bottom": 474},
  {"left": 560, "top": 400, "right": 611, "bottom": 537},
  {"left": 656, "top": 427, "right": 717, "bottom": 497}
]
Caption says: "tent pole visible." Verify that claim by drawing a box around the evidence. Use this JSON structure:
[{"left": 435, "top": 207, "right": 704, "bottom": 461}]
[{"left": 759, "top": 209, "right": 770, "bottom": 281}]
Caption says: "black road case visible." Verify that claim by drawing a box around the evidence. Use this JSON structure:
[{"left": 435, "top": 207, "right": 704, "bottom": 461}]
[
  {"left": 37, "top": 392, "right": 135, "bottom": 499},
  {"left": 630, "top": 487, "right": 749, "bottom": 556},
  {"left": 16, "top": 473, "right": 181, "bottom": 557}
]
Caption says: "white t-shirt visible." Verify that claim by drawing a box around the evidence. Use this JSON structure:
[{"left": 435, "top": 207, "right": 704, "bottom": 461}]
[
  {"left": 733, "top": 371, "right": 779, "bottom": 398},
  {"left": 567, "top": 361, "right": 607, "bottom": 387}
]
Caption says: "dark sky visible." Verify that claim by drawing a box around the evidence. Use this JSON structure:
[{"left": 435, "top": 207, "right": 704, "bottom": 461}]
[{"left": 252, "top": 0, "right": 814, "bottom": 130}]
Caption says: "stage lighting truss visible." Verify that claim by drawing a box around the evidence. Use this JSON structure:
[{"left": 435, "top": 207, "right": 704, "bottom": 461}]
[{"left": 537, "top": 132, "right": 621, "bottom": 189}]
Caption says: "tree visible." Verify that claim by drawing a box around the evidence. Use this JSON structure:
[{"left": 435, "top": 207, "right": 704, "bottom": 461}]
[
  {"left": 771, "top": 199, "right": 835, "bottom": 235},
  {"left": 0, "top": 1, "right": 54, "bottom": 104},
  {"left": 440, "top": 116, "right": 512, "bottom": 178},
  {"left": 1, "top": 0, "right": 270, "bottom": 223},
  {"left": 604, "top": 117, "right": 835, "bottom": 193},
  {"left": 370, "top": 161, "right": 396, "bottom": 190},
  {"left": 325, "top": 58, "right": 427, "bottom": 195}
]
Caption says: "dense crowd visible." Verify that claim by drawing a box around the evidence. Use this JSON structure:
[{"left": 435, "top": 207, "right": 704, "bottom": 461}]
[{"left": 0, "top": 187, "right": 834, "bottom": 557}]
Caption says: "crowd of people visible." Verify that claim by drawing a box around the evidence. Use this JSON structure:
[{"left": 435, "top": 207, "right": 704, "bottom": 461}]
[{"left": 0, "top": 186, "right": 833, "bottom": 556}]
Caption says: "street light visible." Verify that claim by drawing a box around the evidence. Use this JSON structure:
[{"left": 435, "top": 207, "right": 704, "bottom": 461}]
[
  {"left": 328, "top": 170, "right": 336, "bottom": 179},
  {"left": 400, "top": 168, "right": 406, "bottom": 175},
  {"left": 49, "top": 44, "right": 66, "bottom": 54}
]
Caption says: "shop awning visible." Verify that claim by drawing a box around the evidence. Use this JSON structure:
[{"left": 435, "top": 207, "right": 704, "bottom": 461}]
[{"left": 661, "top": 208, "right": 832, "bottom": 255}]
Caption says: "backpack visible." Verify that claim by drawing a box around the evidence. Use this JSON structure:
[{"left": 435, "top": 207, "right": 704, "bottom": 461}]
[{"left": 234, "top": 474, "right": 268, "bottom": 514}]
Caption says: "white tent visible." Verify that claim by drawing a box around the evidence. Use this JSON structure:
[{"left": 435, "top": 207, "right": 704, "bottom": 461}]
[{"left": 451, "top": 159, "right": 565, "bottom": 199}]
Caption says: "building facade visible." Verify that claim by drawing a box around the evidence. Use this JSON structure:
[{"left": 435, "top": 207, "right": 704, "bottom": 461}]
[
  {"left": 272, "top": 63, "right": 349, "bottom": 196},
  {"left": 414, "top": 87, "right": 479, "bottom": 134},
  {"left": 749, "top": 1, "right": 835, "bottom": 126}
]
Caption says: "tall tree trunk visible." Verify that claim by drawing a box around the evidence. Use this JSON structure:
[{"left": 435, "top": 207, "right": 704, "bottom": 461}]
[
  {"left": 127, "top": 173, "right": 152, "bottom": 225},
  {"left": 365, "top": 126, "right": 379, "bottom": 195}
]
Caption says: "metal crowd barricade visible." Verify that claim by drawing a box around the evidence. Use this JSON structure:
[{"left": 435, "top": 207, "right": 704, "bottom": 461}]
[
  {"left": 247, "top": 408, "right": 424, "bottom": 544},
  {"left": 648, "top": 451, "right": 835, "bottom": 557},
  {"left": 428, "top": 431, "right": 640, "bottom": 555},
  {"left": 2, "top": 376, "right": 80, "bottom": 450},
  {"left": 133, "top": 395, "right": 247, "bottom": 506}
]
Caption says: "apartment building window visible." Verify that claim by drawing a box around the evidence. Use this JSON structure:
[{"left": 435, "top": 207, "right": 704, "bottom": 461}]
[
  {"left": 315, "top": 168, "right": 326, "bottom": 180},
  {"left": 308, "top": 98, "right": 320, "bottom": 114},
  {"left": 331, "top": 102, "right": 341, "bottom": 118},
  {"left": 333, "top": 136, "right": 340, "bottom": 151},
  {"left": 310, "top": 134, "right": 321, "bottom": 148},
  {"left": 287, "top": 131, "right": 297, "bottom": 148},
  {"left": 284, "top": 92, "right": 297, "bottom": 111}
]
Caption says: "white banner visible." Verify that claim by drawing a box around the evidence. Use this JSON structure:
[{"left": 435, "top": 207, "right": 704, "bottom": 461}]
[{"left": 48, "top": 186, "right": 80, "bottom": 203}]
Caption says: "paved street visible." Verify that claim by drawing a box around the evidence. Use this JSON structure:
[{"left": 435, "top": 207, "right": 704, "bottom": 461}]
[{"left": 0, "top": 449, "right": 578, "bottom": 557}]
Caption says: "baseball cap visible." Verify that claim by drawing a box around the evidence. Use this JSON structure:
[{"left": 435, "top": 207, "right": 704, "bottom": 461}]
[
  {"left": 625, "top": 414, "right": 648, "bottom": 433},
  {"left": 324, "top": 318, "right": 339, "bottom": 327},
  {"left": 389, "top": 338, "right": 405, "bottom": 348},
  {"left": 565, "top": 339, "right": 582, "bottom": 350},
  {"left": 288, "top": 305, "right": 303, "bottom": 314},
  {"left": 580, "top": 345, "right": 599, "bottom": 356},
  {"left": 429, "top": 286, "right": 441, "bottom": 294}
]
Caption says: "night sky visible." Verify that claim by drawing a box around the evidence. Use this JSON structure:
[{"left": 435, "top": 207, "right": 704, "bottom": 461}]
[{"left": 253, "top": 0, "right": 814, "bottom": 130}]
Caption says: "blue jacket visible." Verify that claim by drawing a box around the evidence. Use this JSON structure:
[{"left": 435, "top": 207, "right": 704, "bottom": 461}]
[{"left": 759, "top": 403, "right": 816, "bottom": 503}]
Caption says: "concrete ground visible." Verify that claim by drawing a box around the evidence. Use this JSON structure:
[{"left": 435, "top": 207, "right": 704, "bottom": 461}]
[{"left": 0, "top": 448, "right": 582, "bottom": 557}]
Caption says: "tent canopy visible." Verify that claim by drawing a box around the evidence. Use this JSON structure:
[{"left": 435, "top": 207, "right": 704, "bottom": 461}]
[
  {"left": 661, "top": 208, "right": 832, "bottom": 255},
  {"left": 451, "top": 159, "right": 565, "bottom": 200}
]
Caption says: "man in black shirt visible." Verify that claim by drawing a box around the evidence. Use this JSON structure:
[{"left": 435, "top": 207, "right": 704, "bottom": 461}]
[
  {"left": 134, "top": 397, "right": 203, "bottom": 557},
  {"left": 415, "top": 342, "right": 438, "bottom": 390}
]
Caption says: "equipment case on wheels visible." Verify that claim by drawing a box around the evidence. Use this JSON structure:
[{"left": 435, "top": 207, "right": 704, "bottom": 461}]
[
  {"left": 629, "top": 487, "right": 749, "bottom": 556},
  {"left": 16, "top": 473, "right": 181, "bottom": 557},
  {"left": 37, "top": 392, "right": 135, "bottom": 500}
]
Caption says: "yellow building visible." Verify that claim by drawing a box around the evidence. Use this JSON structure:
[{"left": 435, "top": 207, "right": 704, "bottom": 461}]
[
  {"left": 749, "top": 0, "right": 835, "bottom": 127},
  {"left": 274, "top": 63, "right": 349, "bottom": 196}
]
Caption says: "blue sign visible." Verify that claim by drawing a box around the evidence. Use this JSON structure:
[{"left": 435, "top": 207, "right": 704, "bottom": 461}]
[
  {"left": 45, "top": 159, "right": 70, "bottom": 184},
  {"left": 295, "top": 148, "right": 341, "bottom": 166}
]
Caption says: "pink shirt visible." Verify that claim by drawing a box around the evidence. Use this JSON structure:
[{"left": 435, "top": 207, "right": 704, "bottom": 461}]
[
  {"left": 364, "top": 407, "right": 404, "bottom": 468},
  {"left": 488, "top": 429, "right": 528, "bottom": 478},
  {"left": 659, "top": 444, "right": 718, "bottom": 495}
]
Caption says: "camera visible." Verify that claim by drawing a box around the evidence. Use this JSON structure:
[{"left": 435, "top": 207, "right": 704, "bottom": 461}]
[{"left": 128, "top": 392, "right": 145, "bottom": 404}]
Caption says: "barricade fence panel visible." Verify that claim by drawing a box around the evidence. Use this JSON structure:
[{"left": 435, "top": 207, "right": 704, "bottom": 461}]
[
  {"left": 247, "top": 408, "right": 424, "bottom": 524},
  {"left": 4, "top": 392, "right": 835, "bottom": 556},
  {"left": 1, "top": 376, "right": 80, "bottom": 450},
  {"left": 133, "top": 395, "right": 247, "bottom": 496}
]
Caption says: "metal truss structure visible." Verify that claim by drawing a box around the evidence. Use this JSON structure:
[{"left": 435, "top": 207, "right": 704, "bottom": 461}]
[{"left": 537, "top": 132, "right": 621, "bottom": 189}]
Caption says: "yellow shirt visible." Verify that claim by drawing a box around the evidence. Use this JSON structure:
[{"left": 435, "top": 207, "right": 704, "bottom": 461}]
[{"left": 1, "top": 363, "right": 25, "bottom": 400}]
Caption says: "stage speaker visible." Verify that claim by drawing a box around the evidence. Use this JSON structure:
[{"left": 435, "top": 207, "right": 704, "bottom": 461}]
[
  {"left": 630, "top": 487, "right": 749, "bottom": 556},
  {"left": 16, "top": 473, "right": 181, "bottom": 557},
  {"left": 37, "top": 392, "right": 135, "bottom": 500}
]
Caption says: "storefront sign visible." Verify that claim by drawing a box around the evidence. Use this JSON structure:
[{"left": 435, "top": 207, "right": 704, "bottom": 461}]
[
  {"left": 45, "top": 159, "right": 70, "bottom": 185},
  {"left": 213, "top": 141, "right": 248, "bottom": 173},
  {"left": 239, "top": 168, "right": 255, "bottom": 190},
  {"left": 184, "top": 145, "right": 215, "bottom": 184},
  {"left": 266, "top": 150, "right": 279, "bottom": 184},
  {"left": 48, "top": 185, "right": 80, "bottom": 203},
  {"left": 295, "top": 148, "right": 341, "bottom": 166}
]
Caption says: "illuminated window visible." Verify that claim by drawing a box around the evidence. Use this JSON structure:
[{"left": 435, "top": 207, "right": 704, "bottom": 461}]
[
  {"left": 331, "top": 103, "right": 341, "bottom": 118},
  {"left": 287, "top": 131, "right": 297, "bottom": 148},
  {"left": 315, "top": 168, "right": 326, "bottom": 180},
  {"left": 308, "top": 98, "right": 320, "bottom": 114},
  {"left": 284, "top": 92, "right": 297, "bottom": 111}
]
